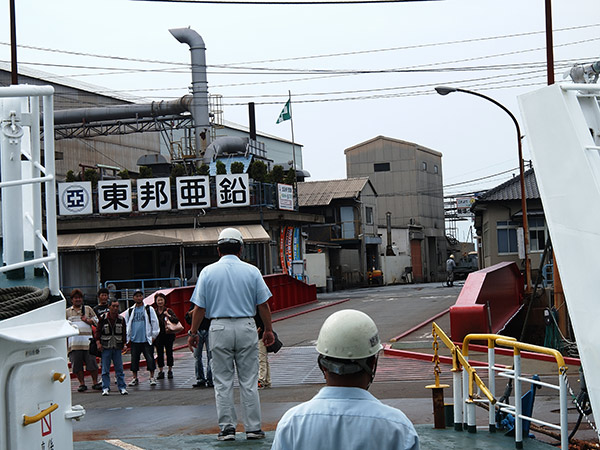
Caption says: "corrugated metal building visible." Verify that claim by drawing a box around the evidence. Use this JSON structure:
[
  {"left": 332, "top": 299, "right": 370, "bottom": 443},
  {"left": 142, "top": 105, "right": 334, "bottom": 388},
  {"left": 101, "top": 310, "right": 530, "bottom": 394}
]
[
  {"left": 1, "top": 65, "right": 316, "bottom": 297},
  {"left": 0, "top": 63, "right": 160, "bottom": 180}
]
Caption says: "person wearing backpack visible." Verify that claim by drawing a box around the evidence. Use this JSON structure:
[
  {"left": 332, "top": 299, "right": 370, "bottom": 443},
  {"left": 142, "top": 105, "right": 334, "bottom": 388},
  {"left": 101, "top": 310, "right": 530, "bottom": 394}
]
[{"left": 123, "top": 290, "right": 160, "bottom": 387}]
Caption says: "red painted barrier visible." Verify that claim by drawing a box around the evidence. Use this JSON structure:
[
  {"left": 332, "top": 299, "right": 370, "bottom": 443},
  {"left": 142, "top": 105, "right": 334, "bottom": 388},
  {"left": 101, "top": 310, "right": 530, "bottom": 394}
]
[
  {"left": 450, "top": 262, "right": 524, "bottom": 342},
  {"left": 263, "top": 274, "right": 318, "bottom": 312},
  {"left": 151, "top": 274, "right": 317, "bottom": 336}
]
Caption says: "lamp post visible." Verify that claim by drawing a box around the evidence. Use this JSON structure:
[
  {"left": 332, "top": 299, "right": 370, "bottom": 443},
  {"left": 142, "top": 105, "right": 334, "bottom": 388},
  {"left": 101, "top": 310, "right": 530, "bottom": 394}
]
[{"left": 435, "top": 86, "right": 532, "bottom": 293}]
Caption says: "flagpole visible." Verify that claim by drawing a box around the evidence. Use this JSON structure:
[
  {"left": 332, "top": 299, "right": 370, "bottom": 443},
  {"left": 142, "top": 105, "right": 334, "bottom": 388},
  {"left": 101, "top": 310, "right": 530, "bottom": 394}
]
[{"left": 288, "top": 90, "right": 298, "bottom": 209}]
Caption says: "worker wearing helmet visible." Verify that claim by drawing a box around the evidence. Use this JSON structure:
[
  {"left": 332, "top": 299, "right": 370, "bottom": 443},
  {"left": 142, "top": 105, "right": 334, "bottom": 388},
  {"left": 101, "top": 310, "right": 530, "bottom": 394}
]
[
  {"left": 187, "top": 227, "right": 275, "bottom": 441},
  {"left": 272, "top": 309, "right": 420, "bottom": 450},
  {"left": 446, "top": 254, "right": 456, "bottom": 287}
]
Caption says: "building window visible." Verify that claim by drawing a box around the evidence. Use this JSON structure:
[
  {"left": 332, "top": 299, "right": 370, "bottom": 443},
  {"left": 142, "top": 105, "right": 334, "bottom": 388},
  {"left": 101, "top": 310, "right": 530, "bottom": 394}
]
[
  {"left": 434, "top": 165, "right": 439, "bottom": 174},
  {"left": 365, "top": 206, "right": 373, "bottom": 225},
  {"left": 374, "top": 162, "right": 390, "bottom": 172},
  {"left": 529, "top": 217, "right": 546, "bottom": 252},
  {"left": 422, "top": 162, "right": 427, "bottom": 171},
  {"left": 497, "top": 220, "right": 519, "bottom": 254}
]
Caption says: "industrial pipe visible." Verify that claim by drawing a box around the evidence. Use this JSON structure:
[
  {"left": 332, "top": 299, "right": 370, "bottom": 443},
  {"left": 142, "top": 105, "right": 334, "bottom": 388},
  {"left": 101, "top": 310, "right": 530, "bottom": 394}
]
[
  {"left": 53, "top": 96, "right": 192, "bottom": 125},
  {"left": 169, "top": 27, "right": 211, "bottom": 158}
]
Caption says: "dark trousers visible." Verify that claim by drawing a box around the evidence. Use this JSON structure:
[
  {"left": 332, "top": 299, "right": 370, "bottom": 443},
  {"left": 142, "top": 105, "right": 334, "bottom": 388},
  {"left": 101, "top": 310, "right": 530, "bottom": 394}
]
[
  {"left": 154, "top": 333, "right": 175, "bottom": 368},
  {"left": 130, "top": 342, "right": 156, "bottom": 372}
]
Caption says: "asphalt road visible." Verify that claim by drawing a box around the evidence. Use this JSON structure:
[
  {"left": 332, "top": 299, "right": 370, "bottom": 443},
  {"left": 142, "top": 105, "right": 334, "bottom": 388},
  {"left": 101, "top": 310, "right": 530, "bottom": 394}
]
[{"left": 276, "top": 282, "right": 459, "bottom": 346}]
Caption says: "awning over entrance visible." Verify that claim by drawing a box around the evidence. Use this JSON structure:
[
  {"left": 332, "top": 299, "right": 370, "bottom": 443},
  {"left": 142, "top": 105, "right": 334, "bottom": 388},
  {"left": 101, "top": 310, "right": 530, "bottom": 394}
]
[{"left": 58, "top": 225, "right": 270, "bottom": 251}]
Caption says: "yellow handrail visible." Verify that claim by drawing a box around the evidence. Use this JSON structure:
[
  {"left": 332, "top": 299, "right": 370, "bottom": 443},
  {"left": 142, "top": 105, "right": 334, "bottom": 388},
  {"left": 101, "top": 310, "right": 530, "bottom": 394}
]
[
  {"left": 432, "top": 323, "right": 496, "bottom": 404},
  {"left": 462, "top": 334, "right": 516, "bottom": 356},
  {"left": 23, "top": 403, "right": 58, "bottom": 426},
  {"left": 495, "top": 338, "right": 567, "bottom": 374}
]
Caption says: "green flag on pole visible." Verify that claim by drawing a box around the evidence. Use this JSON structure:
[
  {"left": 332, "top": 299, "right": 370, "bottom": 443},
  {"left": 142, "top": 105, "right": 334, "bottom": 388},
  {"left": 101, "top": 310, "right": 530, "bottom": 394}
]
[{"left": 276, "top": 99, "right": 292, "bottom": 124}]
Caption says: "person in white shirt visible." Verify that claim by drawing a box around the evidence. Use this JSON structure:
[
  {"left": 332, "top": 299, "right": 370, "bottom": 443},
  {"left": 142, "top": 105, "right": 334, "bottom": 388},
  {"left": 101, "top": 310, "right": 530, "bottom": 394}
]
[
  {"left": 272, "top": 309, "right": 420, "bottom": 450},
  {"left": 446, "top": 254, "right": 456, "bottom": 287},
  {"left": 187, "top": 228, "right": 274, "bottom": 441}
]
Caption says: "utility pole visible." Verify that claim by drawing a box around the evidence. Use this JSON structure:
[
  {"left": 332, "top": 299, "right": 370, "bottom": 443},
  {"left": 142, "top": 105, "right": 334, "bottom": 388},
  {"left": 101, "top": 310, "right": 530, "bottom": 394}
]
[{"left": 10, "top": 0, "right": 18, "bottom": 84}]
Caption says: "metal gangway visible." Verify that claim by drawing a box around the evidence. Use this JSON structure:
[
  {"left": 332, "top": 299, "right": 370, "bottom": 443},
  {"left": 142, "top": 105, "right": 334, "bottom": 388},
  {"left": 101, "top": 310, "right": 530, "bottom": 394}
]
[
  {"left": 518, "top": 81, "right": 600, "bottom": 435},
  {"left": 431, "top": 323, "right": 571, "bottom": 449}
]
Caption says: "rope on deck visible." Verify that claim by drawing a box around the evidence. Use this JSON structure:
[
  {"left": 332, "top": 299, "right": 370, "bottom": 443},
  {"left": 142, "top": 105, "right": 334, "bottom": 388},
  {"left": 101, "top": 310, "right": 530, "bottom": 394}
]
[{"left": 0, "top": 286, "right": 49, "bottom": 320}]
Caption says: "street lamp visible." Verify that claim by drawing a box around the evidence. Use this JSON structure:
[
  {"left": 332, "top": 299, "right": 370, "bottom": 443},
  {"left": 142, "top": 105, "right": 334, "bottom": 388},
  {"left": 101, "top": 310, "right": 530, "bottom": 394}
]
[{"left": 435, "top": 86, "right": 532, "bottom": 293}]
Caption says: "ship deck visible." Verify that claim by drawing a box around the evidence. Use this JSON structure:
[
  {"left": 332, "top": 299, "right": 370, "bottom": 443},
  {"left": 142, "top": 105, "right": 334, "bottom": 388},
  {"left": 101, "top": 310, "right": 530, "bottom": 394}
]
[{"left": 73, "top": 425, "right": 557, "bottom": 449}]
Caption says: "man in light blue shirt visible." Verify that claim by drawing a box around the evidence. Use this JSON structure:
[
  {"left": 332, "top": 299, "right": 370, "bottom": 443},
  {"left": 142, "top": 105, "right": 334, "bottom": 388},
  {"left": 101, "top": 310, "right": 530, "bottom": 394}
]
[
  {"left": 187, "top": 228, "right": 275, "bottom": 442},
  {"left": 272, "top": 309, "right": 420, "bottom": 450},
  {"left": 123, "top": 290, "right": 160, "bottom": 387}
]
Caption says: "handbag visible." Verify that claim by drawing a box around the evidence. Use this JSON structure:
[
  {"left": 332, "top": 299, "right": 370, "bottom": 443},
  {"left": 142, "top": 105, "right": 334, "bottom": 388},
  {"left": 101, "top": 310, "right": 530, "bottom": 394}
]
[
  {"left": 165, "top": 315, "right": 184, "bottom": 335},
  {"left": 267, "top": 331, "right": 283, "bottom": 354},
  {"left": 89, "top": 337, "right": 101, "bottom": 357}
]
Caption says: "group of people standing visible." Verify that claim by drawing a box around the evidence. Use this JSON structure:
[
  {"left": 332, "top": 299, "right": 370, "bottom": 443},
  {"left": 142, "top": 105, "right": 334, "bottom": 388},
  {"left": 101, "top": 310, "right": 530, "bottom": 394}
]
[
  {"left": 66, "top": 287, "right": 182, "bottom": 396},
  {"left": 66, "top": 227, "right": 420, "bottom": 448}
]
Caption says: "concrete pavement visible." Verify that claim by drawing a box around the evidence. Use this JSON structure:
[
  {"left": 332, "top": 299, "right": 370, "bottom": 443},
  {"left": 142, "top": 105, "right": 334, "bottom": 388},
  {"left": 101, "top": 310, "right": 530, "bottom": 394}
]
[{"left": 71, "top": 282, "right": 596, "bottom": 448}]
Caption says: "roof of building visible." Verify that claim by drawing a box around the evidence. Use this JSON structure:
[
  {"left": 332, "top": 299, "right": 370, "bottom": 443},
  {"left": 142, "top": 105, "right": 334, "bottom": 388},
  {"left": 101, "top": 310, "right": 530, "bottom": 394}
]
[
  {"left": 0, "top": 63, "right": 140, "bottom": 104},
  {"left": 297, "top": 177, "right": 375, "bottom": 206},
  {"left": 344, "top": 135, "right": 442, "bottom": 157},
  {"left": 475, "top": 168, "right": 540, "bottom": 202}
]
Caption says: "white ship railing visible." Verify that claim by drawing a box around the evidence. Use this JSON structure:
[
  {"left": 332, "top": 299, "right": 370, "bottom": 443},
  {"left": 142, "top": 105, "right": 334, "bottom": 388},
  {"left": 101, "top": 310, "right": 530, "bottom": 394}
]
[
  {"left": 432, "top": 323, "right": 570, "bottom": 450},
  {"left": 0, "top": 85, "right": 59, "bottom": 295}
]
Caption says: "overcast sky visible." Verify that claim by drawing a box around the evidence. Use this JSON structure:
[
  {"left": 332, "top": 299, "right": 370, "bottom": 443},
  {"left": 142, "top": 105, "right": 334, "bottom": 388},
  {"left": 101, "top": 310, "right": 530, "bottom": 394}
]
[{"left": 1, "top": 0, "right": 598, "bottom": 240}]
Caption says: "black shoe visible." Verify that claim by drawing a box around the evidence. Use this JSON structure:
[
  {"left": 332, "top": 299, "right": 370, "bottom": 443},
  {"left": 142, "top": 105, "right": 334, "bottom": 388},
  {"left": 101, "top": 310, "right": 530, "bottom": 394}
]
[
  {"left": 192, "top": 380, "right": 206, "bottom": 388},
  {"left": 206, "top": 381, "right": 214, "bottom": 388},
  {"left": 77, "top": 385, "right": 87, "bottom": 392},
  {"left": 167, "top": 370, "right": 173, "bottom": 379},
  {"left": 157, "top": 371, "right": 165, "bottom": 380},
  {"left": 217, "top": 427, "right": 236, "bottom": 441},
  {"left": 91, "top": 383, "right": 102, "bottom": 390},
  {"left": 246, "top": 430, "right": 266, "bottom": 440}
]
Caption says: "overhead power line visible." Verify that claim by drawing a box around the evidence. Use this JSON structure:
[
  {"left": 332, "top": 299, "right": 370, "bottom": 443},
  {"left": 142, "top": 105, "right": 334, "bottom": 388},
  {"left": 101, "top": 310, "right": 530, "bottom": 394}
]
[
  {"left": 132, "top": 0, "right": 440, "bottom": 5},
  {"left": 1, "top": 23, "right": 597, "bottom": 67},
  {"left": 443, "top": 167, "right": 519, "bottom": 189},
  {"left": 222, "top": 23, "right": 600, "bottom": 66},
  {"left": 45, "top": 58, "right": 586, "bottom": 107},
  {"left": 7, "top": 49, "right": 596, "bottom": 80}
]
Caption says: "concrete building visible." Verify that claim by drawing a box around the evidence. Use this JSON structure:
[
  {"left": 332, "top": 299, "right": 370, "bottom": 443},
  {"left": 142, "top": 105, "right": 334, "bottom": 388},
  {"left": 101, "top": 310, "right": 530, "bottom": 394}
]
[{"left": 345, "top": 136, "right": 446, "bottom": 282}]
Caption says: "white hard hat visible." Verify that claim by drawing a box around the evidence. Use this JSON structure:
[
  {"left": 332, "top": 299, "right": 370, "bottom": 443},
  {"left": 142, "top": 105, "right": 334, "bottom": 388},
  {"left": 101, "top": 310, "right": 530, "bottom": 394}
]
[
  {"left": 316, "top": 309, "right": 383, "bottom": 360},
  {"left": 450, "top": 254, "right": 455, "bottom": 259},
  {"left": 218, "top": 227, "right": 243, "bottom": 245}
]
